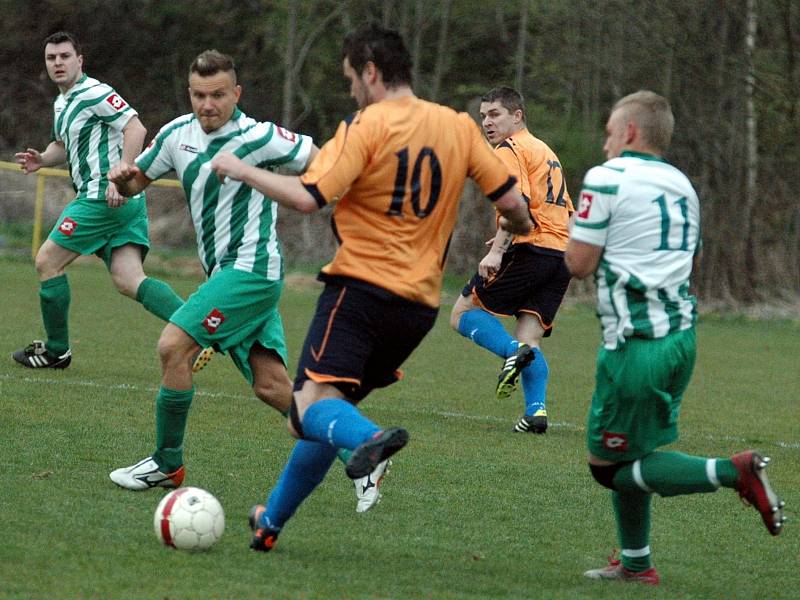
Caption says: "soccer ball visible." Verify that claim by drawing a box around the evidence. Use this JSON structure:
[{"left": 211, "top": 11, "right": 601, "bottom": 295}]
[{"left": 154, "top": 487, "right": 225, "bottom": 551}]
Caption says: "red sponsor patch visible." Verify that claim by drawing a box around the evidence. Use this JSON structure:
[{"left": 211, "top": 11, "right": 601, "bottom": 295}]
[
  {"left": 577, "top": 191, "right": 594, "bottom": 219},
  {"left": 602, "top": 431, "right": 628, "bottom": 452},
  {"left": 276, "top": 126, "right": 296, "bottom": 142},
  {"left": 105, "top": 93, "right": 127, "bottom": 111},
  {"left": 202, "top": 308, "right": 225, "bottom": 334},
  {"left": 58, "top": 217, "right": 77, "bottom": 236}
]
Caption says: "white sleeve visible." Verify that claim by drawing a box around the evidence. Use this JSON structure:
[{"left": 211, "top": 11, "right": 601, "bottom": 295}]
[{"left": 570, "top": 165, "right": 617, "bottom": 247}]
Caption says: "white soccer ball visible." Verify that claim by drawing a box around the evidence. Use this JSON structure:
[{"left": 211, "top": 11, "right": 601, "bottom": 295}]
[{"left": 154, "top": 487, "right": 225, "bottom": 551}]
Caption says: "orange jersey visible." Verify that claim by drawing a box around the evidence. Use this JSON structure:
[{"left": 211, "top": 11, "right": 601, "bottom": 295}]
[
  {"left": 494, "top": 128, "right": 573, "bottom": 251},
  {"left": 300, "top": 95, "right": 516, "bottom": 307}
]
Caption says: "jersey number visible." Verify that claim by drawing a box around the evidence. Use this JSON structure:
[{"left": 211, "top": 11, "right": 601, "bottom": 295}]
[
  {"left": 387, "top": 147, "right": 441, "bottom": 218},
  {"left": 652, "top": 194, "right": 690, "bottom": 251},
  {"left": 544, "top": 160, "right": 567, "bottom": 207}
]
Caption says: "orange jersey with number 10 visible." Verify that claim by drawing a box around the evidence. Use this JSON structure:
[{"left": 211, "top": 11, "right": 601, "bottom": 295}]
[
  {"left": 300, "top": 95, "right": 516, "bottom": 307},
  {"left": 494, "top": 128, "right": 573, "bottom": 251}
]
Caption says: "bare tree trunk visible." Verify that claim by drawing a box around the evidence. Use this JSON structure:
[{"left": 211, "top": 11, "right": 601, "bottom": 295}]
[
  {"left": 411, "top": 0, "right": 424, "bottom": 90},
  {"left": 430, "top": 0, "right": 452, "bottom": 102},
  {"left": 383, "top": 0, "right": 393, "bottom": 27},
  {"left": 282, "top": 3, "right": 297, "bottom": 127},
  {"left": 514, "top": 0, "right": 530, "bottom": 92},
  {"left": 743, "top": 0, "right": 759, "bottom": 296}
]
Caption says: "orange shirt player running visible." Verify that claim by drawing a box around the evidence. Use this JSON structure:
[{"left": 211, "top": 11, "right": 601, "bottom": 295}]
[
  {"left": 299, "top": 95, "right": 517, "bottom": 307},
  {"left": 493, "top": 128, "right": 574, "bottom": 251}
]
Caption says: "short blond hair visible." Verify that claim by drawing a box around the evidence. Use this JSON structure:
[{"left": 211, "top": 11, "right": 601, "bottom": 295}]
[{"left": 613, "top": 90, "right": 674, "bottom": 154}]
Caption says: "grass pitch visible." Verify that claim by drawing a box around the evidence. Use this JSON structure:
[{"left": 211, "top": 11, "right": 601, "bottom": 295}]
[{"left": 0, "top": 257, "right": 797, "bottom": 599}]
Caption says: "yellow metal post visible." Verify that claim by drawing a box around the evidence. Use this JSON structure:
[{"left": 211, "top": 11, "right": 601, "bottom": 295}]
[{"left": 32, "top": 174, "right": 45, "bottom": 259}]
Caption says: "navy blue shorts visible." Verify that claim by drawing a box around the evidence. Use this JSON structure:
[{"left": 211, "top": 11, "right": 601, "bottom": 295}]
[
  {"left": 294, "top": 276, "right": 439, "bottom": 402},
  {"left": 461, "top": 244, "right": 571, "bottom": 336}
]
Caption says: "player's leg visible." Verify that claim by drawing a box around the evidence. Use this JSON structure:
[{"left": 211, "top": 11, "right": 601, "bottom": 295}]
[
  {"left": 248, "top": 345, "right": 293, "bottom": 413},
  {"left": 451, "top": 291, "right": 519, "bottom": 359},
  {"left": 12, "top": 239, "right": 79, "bottom": 368},
  {"left": 512, "top": 314, "right": 548, "bottom": 433},
  {"left": 108, "top": 244, "right": 184, "bottom": 321}
]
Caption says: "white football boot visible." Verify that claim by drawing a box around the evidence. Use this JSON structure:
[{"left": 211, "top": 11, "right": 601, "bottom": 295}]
[
  {"left": 354, "top": 459, "right": 390, "bottom": 513},
  {"left": 109, "top": 456, "right": 185, "bottom": 490}
]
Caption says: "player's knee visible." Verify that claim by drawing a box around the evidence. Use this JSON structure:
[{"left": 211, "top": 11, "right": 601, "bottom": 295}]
[
  {"left": 34, "top": 250, "right": 60, "bottom": 279},
  {"left": 589, "top": 462, "right": 626, "bottom": 491},
  {"left": 287, "top": 398, "right": 304, "bottom": 439},
  {"left": 253, "top": 378, "right": 292, "bottom": 413},
  {"left": 449, "top": 297, "right": 470, "bottom": 331}
]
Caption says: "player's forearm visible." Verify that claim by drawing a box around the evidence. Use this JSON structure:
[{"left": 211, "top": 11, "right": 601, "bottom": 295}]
[
  {"left": 488, "top": 227, "right": 515, "bottom": 256},
  {"left": 239, "top": 164, "right": 319, "bottom": 213},
  {"left": 39, "top": 141, "right": 67, "bottom": 167},
  {"left": 495, "top": 190, "right": 533, "bottom": 235},
  {"left": 120, "top": 117, "right": 147, "bottom": 165}
]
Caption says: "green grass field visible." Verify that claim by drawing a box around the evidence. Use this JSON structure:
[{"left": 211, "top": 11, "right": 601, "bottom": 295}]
[{"left": 0, "top": 257, "right": 797, "bottom": 599}]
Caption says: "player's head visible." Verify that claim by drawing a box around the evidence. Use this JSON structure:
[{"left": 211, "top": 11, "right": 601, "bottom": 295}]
[
  {"left": 44, "top": 31, "right": 83, "bottom": 91},
  {"left": 604, "top": 90, "right": 674, "bottom": 159},
  {"left": 479, "top": 87, "right": 526, "bottom": 145},
  {"left": 341, "top": 23, "right": 412, "bottom": 108},
  {"left": 188, "top": 50, "right": 241, "bottom": 134}
]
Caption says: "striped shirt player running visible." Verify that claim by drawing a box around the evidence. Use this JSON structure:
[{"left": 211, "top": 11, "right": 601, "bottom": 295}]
[
  {"left": 12, "top": 31, "right": 186, "bottom": 370},
  {"left": 566, "top": 90, "right": 785, "bottom": 586},
  {"left": 211, "top": 24, "right": 533, "bottom": 552},
  {"left": 106, "top": 50, "right": 386, "bottom": 514}
]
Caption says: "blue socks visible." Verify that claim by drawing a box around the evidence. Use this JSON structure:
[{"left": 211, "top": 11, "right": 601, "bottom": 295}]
[
  {"left": 261, "top": 440, "right": 337, "bottom": 531},
  {"left": 301, "top": 398, "right": 381, "bottom": 450},
  {"left": 457, "top": 309, "right": 518, "bottom": 358},
  {"left": 521, "top": 348, "right": 548, "bottom": 415}
]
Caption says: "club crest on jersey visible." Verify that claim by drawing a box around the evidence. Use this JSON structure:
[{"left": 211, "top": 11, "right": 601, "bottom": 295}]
[
  {"left": 602, "top": 431, "right": 628, "bottom": 452},
  {"left": 105, "top": 93, "right": 127, "bottom": 111},
  {"left": 179, "top": 144, "right": 199, "bottom": 154},
  {"left": 276, "top": 126, "right": 296, "bottom": 142},
  {"left": 202, "top": 308, "right": 225, "bottom": 333},
  {"left": 578, "top": 191, "right": 594, "bottom": 219},
  {"left": 58, "top": 217, "right": 78, "bottom": 236}
]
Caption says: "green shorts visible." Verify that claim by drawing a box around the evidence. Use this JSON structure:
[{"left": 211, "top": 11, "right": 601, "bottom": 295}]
[
  {"left": 170, "top": 267, "right": 287, "bottom": 385},
  {"left": 586, "top": 327, "right": 696, "bottom": 462},
  {"left": 48, "top": 194, "right": 150, "bottom": 268}
]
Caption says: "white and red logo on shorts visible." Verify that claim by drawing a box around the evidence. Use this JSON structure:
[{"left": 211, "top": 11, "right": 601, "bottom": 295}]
[
  {"left": 602, "top": 431, "right": 628, "bottom": 452},
  {"left": 276, "top": 126, "right": 296, "bottom": 142},
  {"left": 202, "top": 308, "right": 225, "bottom": 333},
  {"left": 58, "top": 217, "right": 78, "bottom": 236},
  {"left": 577, "top": 191, "right": 594, "bottom": 219},
  {"left": 105, "top": 93, "right": 127, "bottom": 111}
]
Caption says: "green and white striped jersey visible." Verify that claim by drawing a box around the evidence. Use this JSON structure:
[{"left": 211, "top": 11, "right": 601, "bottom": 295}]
[
  {"left": 572, "top": 151, "right": 700, "bottom": 349},
  {"left": 136, "top": 108, "right": 312, "bottom": 279},
  {"left": 52, "top": 74, "right": 141, "bottom": 201}
]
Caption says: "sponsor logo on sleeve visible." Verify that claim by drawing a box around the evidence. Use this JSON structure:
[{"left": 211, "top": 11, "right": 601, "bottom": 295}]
[
  {"left": 202, "top": 308, "right": 226, "bottom": 334},
  {"left": 58, "top": 217, "right": 78, "bottom": 236},
  {"left": 602, "top": 431, "right": 628, "bottom": 452},
  {"left": 276, "top": 126, "right": 296, "bottom": 142},
  {"left": 105, "top": 93, "right": 127, "bottom": 111},
  {"left": 578, "top": 191, "right": 594, "bottom": 219}
]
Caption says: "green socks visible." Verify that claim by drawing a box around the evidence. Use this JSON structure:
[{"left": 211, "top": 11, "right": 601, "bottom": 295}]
[
  {"left": 613, "top": 451, "right": 738, "bottom": 496},
  {"left": 613, "top": 491, "right": 652, "bottom": 571},
  {"left": 136, "top": 277, "right": 184, "bottom": 322},
  {"left": 153, "top": 386, "right": 194, "bottom": 472},
  {"left": 40, "top": 275, "right": 70, "bottom": 355}
]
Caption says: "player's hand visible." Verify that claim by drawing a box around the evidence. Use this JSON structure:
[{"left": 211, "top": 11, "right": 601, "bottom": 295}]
[
  {"left": 105, "top": 182, "right": 128, "bottom": 208},
  {"left": 478, "top": 250, "right": 503, "bottom": 280},
  {"left": 108, "top": 161, "right": 140, "bottom": 185},
  {"left": 14, "top": 148, "right": 43, "bottom": 174},
  {"left": 210, "top": 152, "right": 245, "bottom": 183}
]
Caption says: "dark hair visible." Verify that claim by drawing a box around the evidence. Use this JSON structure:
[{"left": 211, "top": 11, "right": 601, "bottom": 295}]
[
  {"left": 190, "top": 49, "right": 237, "bottom": 81},
  {"left": 44, "top": 31, "right": 81, "bottom": 55},
  {"left": 481, "top": 87, "right": 525, "bottom": 121},
  {"left": 342, "top": 23, "right": 412, "bottom": 87}
]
